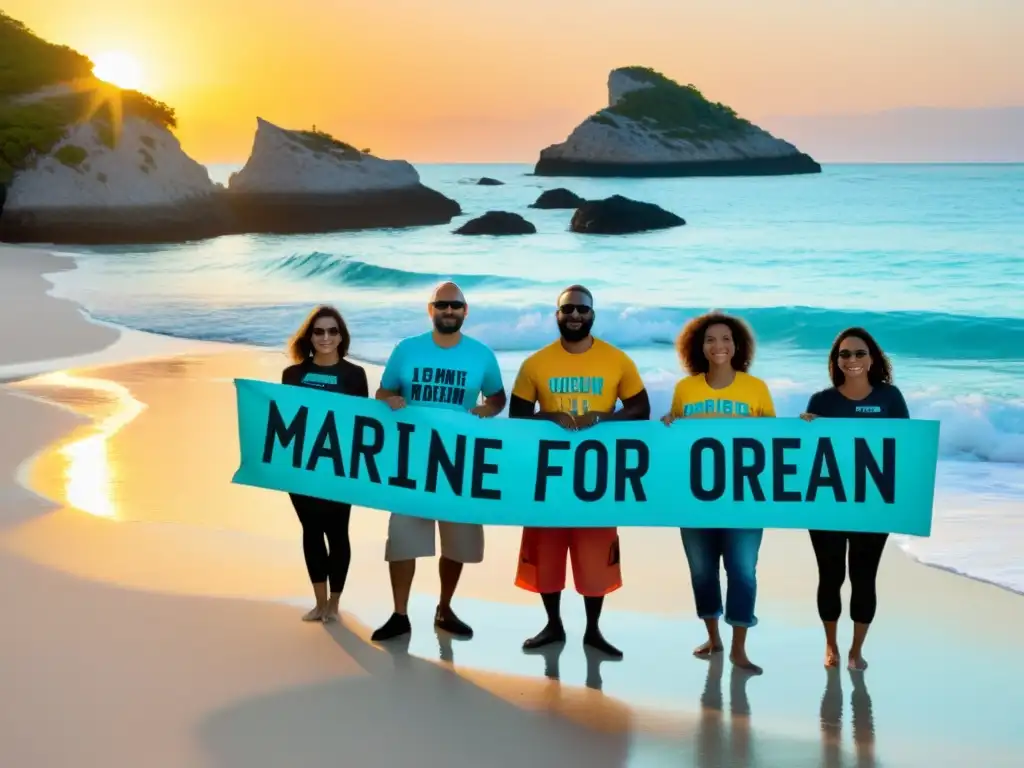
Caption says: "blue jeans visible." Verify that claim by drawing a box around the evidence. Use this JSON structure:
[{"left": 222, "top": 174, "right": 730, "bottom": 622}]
[{"left": 680, "top": 528, "right": 763, "bottom": 628}]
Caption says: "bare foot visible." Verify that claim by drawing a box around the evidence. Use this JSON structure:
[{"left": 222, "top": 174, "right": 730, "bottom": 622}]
[
  {"left": 322, "top": 603, "right": 339, "bottom": 623},
  {"left": 729, "top": 650, "right": 764, "bottom": 674},
  {"left": 694, "top": 639, "right": 724, "bottom": 658},
  {"left": 848, "top": 654, "right": 868, "bottom": 671},
  {"left": 825, "top": 644, "right": 841, "bottom": 668},
  {"left": 302, "top": 605, "right": 325, "bottom": 622}
]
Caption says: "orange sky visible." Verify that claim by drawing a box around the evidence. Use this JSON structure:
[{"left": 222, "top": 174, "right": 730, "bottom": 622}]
[{"left": 6, "top": 0, "right": 1023, "bottom": 163}]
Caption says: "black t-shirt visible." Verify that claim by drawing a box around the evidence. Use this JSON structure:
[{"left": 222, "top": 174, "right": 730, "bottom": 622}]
[
  {"left": 281, "top": 358, "right": 369, "bottom": 398},
  {"left": 805, "top": 383, "right": 910, "bottom": 419}
]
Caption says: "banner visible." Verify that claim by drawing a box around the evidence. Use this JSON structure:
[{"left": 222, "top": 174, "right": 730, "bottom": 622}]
[{"left": 231, "top": 379, "right": 939, "bottom": 536}]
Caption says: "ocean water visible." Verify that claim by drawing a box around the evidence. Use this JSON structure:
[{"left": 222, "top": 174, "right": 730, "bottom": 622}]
[{"left": 44, "top": 161, "right": 1024, "bottom": 593}]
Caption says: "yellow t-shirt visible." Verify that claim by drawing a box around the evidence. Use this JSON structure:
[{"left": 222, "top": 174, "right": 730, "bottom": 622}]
[
  {"left": 512, "top": 338, "right": 645, "bottom": 415},
  {"left": 670, "top": 371, "right": 776, "bottom": 418}
]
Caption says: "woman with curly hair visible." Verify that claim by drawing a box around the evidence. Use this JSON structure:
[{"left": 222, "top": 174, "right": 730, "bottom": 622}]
[
  {"left": 662, "top": 311, "right": 775, "bottom": 673},
  {"left": 801, "top": 327, "right": 909, "bottom": 671},
  {"left": 281, "top": 305, "right": 368, "bottom": 623}
]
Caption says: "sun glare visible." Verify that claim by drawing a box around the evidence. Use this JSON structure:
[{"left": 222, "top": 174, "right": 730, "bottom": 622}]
[{"left": 92, "top": 51, "right": 144, "bottom": 91}]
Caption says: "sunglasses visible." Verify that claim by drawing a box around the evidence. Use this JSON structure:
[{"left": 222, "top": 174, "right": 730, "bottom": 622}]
[
  {"left": 312, "top": 327, "right": 341, "bottom": 337},
  {"left": 432, "top": 300, "right": 465, "bottom": 311},
  {"left": 838, "top": 349, "right": 869, "bottom": 359},
  {"left": 559, "top": 303, "right": 593, "bottom": 316}
]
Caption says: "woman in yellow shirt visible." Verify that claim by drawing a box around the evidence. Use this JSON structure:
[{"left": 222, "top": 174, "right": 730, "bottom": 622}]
[{"left": 662, "top": 311, "right": 775, "bottom": 674}]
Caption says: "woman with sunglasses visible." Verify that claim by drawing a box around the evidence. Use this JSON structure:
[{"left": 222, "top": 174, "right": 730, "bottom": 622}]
[
  {"left": 662, "top": 311, "right": 775, "bottom": 674},
  {"left": 800, "top": 327, "right": 909, "bottom": 670},
  {"left": 282, "top": 305, "right": 369, "bottom": 623}
]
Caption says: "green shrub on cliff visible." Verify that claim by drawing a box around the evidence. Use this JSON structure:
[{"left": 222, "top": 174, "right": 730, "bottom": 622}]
[
  {"left": 0, "top": 12, "right": 94, "bottom": 96},
  {"left": 601, "top": 66, "right": 753, "bottom": 141},
  {"left": 0, "top": 12, "right": 178, "bottom": 184},
  {"left": 295, "top": 128, "right": 361, "bottom": 158},
  {"left": 54, "top": 144, "right": 87, "bottom": 167}
]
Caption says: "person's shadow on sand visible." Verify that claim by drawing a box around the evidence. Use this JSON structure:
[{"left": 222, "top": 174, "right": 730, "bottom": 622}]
[
  {"left": 196, "top": 613, "right": 634, "bottom": 768},
  {"left": 820, "top": 667, "right": 876, "bottom": 767}
]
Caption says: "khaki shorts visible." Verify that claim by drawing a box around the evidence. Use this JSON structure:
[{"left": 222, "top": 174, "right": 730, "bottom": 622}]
[{"left": 384, "top": 513, "right": 485, "bottom": 564}]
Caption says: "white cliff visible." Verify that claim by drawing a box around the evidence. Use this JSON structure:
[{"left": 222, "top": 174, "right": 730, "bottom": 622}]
[
  {"left": 228, "top": 118, "right": 421, "bottom": 195},
  {"left": 608, "top": 69, "right": 656, "bottom": 106},
  {"left": 5, "top": 116, "right": 216, "bottom": 210},
  {"left": 536, "top": 67, "right": 819, "bottom": 174}
]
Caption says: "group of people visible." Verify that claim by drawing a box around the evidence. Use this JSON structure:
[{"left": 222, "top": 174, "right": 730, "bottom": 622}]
[{"left": 280, "top": 281, "right": 910, "bottom": 674}]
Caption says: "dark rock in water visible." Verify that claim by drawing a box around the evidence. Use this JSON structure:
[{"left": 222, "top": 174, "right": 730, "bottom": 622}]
[
  {"left": 454, "top": 210, "right": 536, "bottom": 236},
  {"left": 224, "top": 185, "right": 462, "bottom": 237},
  {"left": 569, "top": 195, "right": 685, "bottom": 235},
  {"left": 477, "top": 177, "right": 504, "bottom": 186},
  {"left": 529, "top": 188, "right": 586, "bottom": 209},
  {"left": 0, "top": 185, "right": 463, "bottom": 245},
  {"left": 536, "top": 155, "right": 821, "bottom": 178},
  {"left": 0, "top": 198, "right": 232, "bottom": 246}
]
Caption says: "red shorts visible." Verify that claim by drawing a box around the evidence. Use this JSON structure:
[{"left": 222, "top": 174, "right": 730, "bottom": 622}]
[{"left": 514, "top": 527, "right": 622, "bottom": 597}]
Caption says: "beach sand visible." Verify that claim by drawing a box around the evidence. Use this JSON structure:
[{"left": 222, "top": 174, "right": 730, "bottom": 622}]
[{"left": 2, "top": 244, "right": 1023, "bottom": 767}]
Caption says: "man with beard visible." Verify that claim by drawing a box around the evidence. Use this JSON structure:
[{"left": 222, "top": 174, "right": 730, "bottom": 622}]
[
  {"left": 371, "top": 281, "right": 506, "bottom": 642},
  {"left": 508, "top": 284, "right": 650, "bottom": 658}
]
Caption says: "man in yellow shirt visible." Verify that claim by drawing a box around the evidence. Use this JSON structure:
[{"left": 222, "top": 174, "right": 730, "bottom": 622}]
[{"left": 508, "top": 285, "right": 651, "bottom": 658}]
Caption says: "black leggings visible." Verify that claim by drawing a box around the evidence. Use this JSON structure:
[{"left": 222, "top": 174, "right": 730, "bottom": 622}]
[
  {"left": 809, "top": 530, "right": 889, "bottom": 624},
  {"left": 289, "top": 493, "right": 352, "bottom": 594}
]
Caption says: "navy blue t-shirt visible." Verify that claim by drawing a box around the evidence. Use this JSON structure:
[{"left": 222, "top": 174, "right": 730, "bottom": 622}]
[{"left": 806, "top": 383, "right": 910, "bottom": 419}]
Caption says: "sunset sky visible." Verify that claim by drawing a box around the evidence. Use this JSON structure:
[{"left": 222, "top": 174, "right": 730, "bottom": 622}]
[{"left": 6, "top": 0, "right": 1023, "bottom": 163}]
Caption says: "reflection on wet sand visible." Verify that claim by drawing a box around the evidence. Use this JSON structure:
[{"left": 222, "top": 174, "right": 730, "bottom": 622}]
[
  {"left": 691, "top": 655, "right": 758, "bottom": 767},
  {"left": 19, "top": 370, "right": 146, "bottom": 520},
  {"left": 821, "top": 668, "right": 876, "bottom": 768}
]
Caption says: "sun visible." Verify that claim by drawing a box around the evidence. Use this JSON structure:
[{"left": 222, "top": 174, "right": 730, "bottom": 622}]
[{"left": 92, "top": 51, "right": 144, "bottom": 91}]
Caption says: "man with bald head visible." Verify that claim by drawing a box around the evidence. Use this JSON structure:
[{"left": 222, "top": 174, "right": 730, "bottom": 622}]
[
  {"left": 509, "top": 284, "right": 650, "bottom": 658},
  {"left": 371, "top": 281, "right": 507, "bottom": 642}
]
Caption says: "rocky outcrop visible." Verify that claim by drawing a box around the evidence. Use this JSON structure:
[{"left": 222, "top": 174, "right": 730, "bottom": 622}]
[
  {"left": 570, "top": 195, "right": 685, "bottom": 235},
  {"left": 535, "top": 66, "right": 821, "bottom": 178},
  {"left": 0, "top": 112, "right": 227, "bottom": 244},
  {"left": 476, "top": 177, "right": 504, "bottom": 186},
  {"left": 529, "top": 188, "right": 587, "bottom": 209},
  {"left": 454, "top": 211, "right": 536, "bottom": 236},
  {"left": 225, "top": 118, "right": 460, "bottom": 234}
]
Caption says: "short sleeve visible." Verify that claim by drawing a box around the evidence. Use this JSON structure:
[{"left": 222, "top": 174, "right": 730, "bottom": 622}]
[
  {"left": 511, "top": 358, "right": 537, "bottom": 403},
  {"left": 805, "top": 391, "right": 824, "bottom": 416},
  {"left": 481, "top": 349, "right": 504, "bottom": 398},
  {"left": 889, "top": 386, "right": 910, "bottom": 419},
  {"left": 670, "top": 380, "right": 685, "bottom": 416},
  {"left": 757, "top": 379, "right": 776, "bottom": 417},
  {"left": 617, "top": 351, "right": 646, "bottom": 400},
  {"left": 380, "top": 341, "right": 404, "bottom": 392},
  {"left": 282, "top": 364, "right": 302, "bottom": 386}
]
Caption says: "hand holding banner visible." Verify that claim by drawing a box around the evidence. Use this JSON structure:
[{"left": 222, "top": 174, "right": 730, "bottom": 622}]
[{"left": 231, "top": 378, "right": 938, "bottom": 536}]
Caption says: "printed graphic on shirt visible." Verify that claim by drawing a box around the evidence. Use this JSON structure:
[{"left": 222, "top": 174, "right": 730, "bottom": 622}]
[
  {"left": 547, "top": 375, "right": 606, "bottom": 415},
  {"left": 683, "top": 398, "right": 752, "bottom": 417},
  {"left": 301, "top": 372, "right": 339, "bottom": 388},
  {"left": 855, "top": 405, "right": 882, "bottom": 413},
  {"left": 410, "top": 366, "right": 469, "bottom": 406}
]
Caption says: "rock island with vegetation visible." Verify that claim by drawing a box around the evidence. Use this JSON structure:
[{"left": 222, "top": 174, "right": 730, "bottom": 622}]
[{"left": 535, "top": 66, "right": 821, "bottom": 178}]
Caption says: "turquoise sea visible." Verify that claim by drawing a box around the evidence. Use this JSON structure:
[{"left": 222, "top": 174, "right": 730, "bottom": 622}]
[{"left": 45, "top": 162, "right": 1024, "bottom": 593}]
